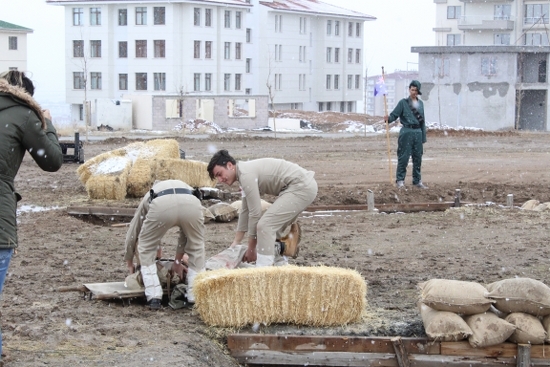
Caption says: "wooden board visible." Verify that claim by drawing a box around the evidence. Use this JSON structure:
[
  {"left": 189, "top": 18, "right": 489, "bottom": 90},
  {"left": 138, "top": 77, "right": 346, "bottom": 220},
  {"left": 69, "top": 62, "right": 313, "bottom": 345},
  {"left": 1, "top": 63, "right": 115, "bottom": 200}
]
[
  {"left": 305, "top": 202, "right": 455, "bottom": 213},
  {"left": 67, "top": 206, "right": 136, "bottom": 217}
]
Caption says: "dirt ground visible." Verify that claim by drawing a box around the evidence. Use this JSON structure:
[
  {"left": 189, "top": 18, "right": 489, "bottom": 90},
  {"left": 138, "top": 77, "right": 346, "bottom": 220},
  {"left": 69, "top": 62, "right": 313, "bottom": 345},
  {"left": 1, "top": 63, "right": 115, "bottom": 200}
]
[{"left": 4, "top": 124, "right": 550, "bottom": 366}]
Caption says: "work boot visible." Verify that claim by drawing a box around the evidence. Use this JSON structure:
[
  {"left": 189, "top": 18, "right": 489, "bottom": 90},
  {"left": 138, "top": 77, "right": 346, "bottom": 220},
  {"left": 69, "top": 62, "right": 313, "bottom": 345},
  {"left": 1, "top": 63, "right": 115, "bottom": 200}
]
[
  {"left": 414, "top": 181, "right": 428, "bottom": 189},
  {"left": 396, "top": 180, "right": 405, "bottom": 189},
  {"left": 148, "top": 298, "right": 162, "bottom": 310}
]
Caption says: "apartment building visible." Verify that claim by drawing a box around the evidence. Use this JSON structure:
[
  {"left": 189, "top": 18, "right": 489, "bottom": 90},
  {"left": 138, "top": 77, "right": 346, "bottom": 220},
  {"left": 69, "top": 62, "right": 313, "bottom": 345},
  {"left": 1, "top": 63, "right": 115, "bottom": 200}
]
[
  {"left": 0, "top": 20, "right": 33, "bottom": 72},
  {"left": 413, "top": 0, "right": 550, "bottom": 131},
  {"left": 365, "top": 71, "right": 418, "bottom": 117},
  {"left": 46, "top": 0, "right": 375, "bottom": 128}
]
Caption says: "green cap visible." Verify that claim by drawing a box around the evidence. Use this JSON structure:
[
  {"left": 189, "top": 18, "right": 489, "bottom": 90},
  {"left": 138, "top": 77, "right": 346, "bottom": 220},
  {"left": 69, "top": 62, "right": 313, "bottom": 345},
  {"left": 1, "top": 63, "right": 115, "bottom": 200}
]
[{"left": 409, "top": 80, "right": 422, "bottom": 95}]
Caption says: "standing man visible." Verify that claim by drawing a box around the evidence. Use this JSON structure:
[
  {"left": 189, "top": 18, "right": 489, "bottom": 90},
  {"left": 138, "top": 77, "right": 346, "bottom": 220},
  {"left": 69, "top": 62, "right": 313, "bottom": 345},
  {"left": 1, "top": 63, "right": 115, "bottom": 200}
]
[
  {"left": 124, "top": 179, "right": 205, "bottom": 309},
  {"left": 207, "top": 150, "right": 317, "bottom": 267},
  {"left": 384, "top": 80, "right": 428, "bottom": 189}
]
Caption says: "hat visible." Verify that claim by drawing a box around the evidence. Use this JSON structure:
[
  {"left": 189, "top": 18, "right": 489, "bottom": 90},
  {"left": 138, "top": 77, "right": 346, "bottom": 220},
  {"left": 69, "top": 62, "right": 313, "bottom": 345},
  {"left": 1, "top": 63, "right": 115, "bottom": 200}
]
[{"left": 409, "top": 80, "right": 422, "bottom": 95}]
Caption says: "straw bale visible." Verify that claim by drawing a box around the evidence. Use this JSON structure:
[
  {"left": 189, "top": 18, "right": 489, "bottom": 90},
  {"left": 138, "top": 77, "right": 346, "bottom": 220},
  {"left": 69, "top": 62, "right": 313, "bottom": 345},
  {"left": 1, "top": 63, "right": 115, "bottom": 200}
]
[
  {"left": 418, "top": 279, "right": 493, "bottom": 315},
  {"left": 465, "top": 312, "right": 516, "bottom": 347},
  {"left": 194, "top": 265, "right": 367, "bottom": 327},
  {"left": 208, "top": 202, "right": 238, "bottom": 222},
  {"left": 230, "top": 200, "right": 272, "bottom": 215},
  {"left": 126, "top": 158, "right": 154, "bottom": 197},
  {"left": 505, "top": 312, "right": 547, "bottom": 344},
  {"left": 153, "top": 158, "right": 216, "bottom": 188},
  {"left": 145, "top": 139, "right": 180, "bottom": 159},
  {"left": 419, "top": 302, "right": 472, "bottom": 342},
  {"left": 85, "top": 157, "right": 130, "bottom": 200},
  {"left": 521, "top": 199, "right": 540, "bottom": 210},
  {"left": 486, "top": 278, "right": 550, "bottom": 316}
]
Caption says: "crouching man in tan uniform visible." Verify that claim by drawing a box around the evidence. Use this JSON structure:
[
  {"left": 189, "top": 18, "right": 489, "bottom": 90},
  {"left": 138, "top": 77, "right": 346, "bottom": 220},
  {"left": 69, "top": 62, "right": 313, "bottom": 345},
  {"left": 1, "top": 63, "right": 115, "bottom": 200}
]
[
  {"left": 207, "top": 150, "right": 317, "bottom": 267},
  {"left": 124, "top": 179, "right": 205, "bottom": 309}
]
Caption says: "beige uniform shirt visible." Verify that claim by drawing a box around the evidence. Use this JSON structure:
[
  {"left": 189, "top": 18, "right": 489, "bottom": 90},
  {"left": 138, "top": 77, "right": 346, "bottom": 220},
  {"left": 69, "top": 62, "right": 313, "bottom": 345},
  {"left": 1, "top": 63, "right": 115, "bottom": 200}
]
[{"left": 236, "top": 158, "right": 315, "bottom": 237}]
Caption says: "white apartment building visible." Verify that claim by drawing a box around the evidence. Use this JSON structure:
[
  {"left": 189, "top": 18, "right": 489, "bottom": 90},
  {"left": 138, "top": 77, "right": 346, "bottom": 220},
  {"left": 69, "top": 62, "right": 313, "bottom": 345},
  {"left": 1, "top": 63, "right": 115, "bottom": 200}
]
[
  {"left": 365, "top": 71, "right": 418, "bottom": 117},
  {"left": 0, "top": 20, "right": 33, "bottom": 73},
  {"left": 46, "top": 0, "right": 375, "bottom": 128}
]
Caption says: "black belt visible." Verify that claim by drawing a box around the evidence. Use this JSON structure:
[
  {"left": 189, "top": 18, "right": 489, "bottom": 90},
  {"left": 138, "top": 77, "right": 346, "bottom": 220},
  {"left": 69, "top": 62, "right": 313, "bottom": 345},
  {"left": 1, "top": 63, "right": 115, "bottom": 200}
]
[
  {"left": 149, "top": 188, "right": 193, "bottom": 202},
  {"left": 408, "top": 124, "right": 421, "bottom": 129}
]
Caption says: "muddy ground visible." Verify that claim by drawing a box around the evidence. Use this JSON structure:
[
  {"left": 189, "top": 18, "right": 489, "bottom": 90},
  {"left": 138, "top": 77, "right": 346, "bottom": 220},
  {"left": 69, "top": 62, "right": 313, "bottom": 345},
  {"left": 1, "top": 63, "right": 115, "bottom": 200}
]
[{"left": 4, "top": 128, "right": 550, "bottom": 366}]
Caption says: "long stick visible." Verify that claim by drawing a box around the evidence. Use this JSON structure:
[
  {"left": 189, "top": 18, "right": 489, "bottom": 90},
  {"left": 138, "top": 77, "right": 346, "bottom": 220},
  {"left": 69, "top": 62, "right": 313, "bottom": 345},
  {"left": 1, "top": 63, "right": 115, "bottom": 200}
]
[{"left": 382, "top": 67, "right": 393, "bottom": 184}]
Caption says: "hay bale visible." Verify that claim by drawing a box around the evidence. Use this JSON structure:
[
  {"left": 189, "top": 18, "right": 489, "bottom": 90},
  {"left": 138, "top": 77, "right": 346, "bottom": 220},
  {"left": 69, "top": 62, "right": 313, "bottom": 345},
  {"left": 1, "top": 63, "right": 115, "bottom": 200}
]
[
  {"left": 145, "top": 139, "right": 180, "bottom": 159},
  {"left": 418, "top": 279, "right": 493, "bottom": 315},
  {"left": 85, "top": 156, "right": 130, "bottom": 200},
  {"left": 486, "top": 278, "right": 550, "bottom": 316},
  {"left": 208, "top": 202, "right": 238, "bottom": 222},
  {"left": 419, "top": 302, "right": 472, "bottom": 342},
  {"left": 126, "top": 158, "right": 154, "bottom": 197},
  {"left": 505, "top": 312, "right": 547, "bottom": 344},
  {"left": 194, "top": 265, "right": 366, "bottom": 327},
  {"left": 153, "top": 158, "right": 216, "bottom": 188}
]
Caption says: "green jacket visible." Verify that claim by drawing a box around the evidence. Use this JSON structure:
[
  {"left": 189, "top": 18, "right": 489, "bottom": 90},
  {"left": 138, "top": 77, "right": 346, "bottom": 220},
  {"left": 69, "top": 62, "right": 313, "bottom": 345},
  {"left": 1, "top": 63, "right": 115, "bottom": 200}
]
[
  {"left": 388, "top": 97, "right": 427, "bottom": 143},
  {"left": 0, "top": 80, "right": 63, "bottom": 248}
]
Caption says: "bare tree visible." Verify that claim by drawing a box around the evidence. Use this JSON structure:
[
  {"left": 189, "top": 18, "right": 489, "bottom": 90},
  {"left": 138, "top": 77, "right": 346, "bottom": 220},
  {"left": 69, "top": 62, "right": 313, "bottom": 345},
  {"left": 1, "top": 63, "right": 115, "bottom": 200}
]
[{"left": 265, "top": 49, "right": 277, "bottom": 138}]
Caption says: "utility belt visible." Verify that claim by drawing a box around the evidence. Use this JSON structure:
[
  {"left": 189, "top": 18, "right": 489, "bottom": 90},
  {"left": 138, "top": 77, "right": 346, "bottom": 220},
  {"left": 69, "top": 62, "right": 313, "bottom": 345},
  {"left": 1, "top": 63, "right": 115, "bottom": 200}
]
[
  {"left": 407, "top": 124, "right": 422, "bottom": 129},
  {"left": 149, "top": 187, "right": 193, "bottom": 203}
]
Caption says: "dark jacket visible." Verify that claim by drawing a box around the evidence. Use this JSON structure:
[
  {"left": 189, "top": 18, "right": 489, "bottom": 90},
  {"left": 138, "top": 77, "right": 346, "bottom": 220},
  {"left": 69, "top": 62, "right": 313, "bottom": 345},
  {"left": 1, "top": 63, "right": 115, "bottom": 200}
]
[
  {"left": 0, "top": 79, "right": 63, "bottom": 248},
  {"left": 388, "top": 97, "right": 427, "bottom": 144}
]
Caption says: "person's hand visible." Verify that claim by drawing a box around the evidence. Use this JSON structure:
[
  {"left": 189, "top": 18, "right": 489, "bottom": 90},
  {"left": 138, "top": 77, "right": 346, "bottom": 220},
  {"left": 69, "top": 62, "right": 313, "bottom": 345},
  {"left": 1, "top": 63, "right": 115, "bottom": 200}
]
[
  {"left": 243, "top": 246, "right": 257, "bottom": 263},
  {"left": 43, "top": 109, "right": 52, "bottom": 121},
  {"left": 127, "top": 260, "right": 135, "bottom": 274},
  {"left": 171, "top": 260, "right": 187, "bottom": 280},
  {"left": 384, "top": 115, "right": 389, "bottom": 123},
  {"left": 156, "top": 246, "right": 163, "bottom": 260}
]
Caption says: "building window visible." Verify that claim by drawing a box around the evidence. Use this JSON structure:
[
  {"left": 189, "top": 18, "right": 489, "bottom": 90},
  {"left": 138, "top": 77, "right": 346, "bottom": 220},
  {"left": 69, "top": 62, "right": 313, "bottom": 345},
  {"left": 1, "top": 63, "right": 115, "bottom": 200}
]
[
  {"left": 245, "top": 88, "right": 251, "bottom": 95},
  {"left": 119, "top": 74, "right": 128, "bottom": 90},
  {"left": 205, "top": 9, "right": 212, "bottom": 26},
  {"left": 136, "top": 73, "right": 147, "bottom": 90},
  {"left": 524, "top": 32, "right": 549, "bottom": 45},
  {"left": 348, "top": 48, "right": 353, "bottom": 63},
  {"left": 275, "top": 44, "right": 282, "bottom": 61},
  {"left": 236, "top": 11, "right": 242, "bottom": 29},
  {"left": 136, "top": 7, "right": 147, "bottom": 25},
  {"left": 494, "top": 33, "right": 510, "bottom": 45},
  {"left": 73, "top": 40, "right": 83, "bottom": 57},
  {"left": 334, "top": 48, "right": 340, "bottom": 63},
  {"left": 327, "top": 102, "right": 332, "bottom": 111},
  {"left": 300, "top": 17, "right": 307, "bottom": 34},
  {"left": 355, "top": 75, "right": 360, "bottom": 89},
  {"left": 246, "top": 28, "right": 251, "bottom": 43},
  {"left": 224, "top": 73, "right": 231, "bottom": 91},
  {"left": 299, "top": 74, "right": 306, "bottom": 90},
  {"left": 447, "top": 34, "right": 461, "bottom": 46},
  {"left": 193, "top": 73, "right": 201, "bottom": 91},
  {"left": 435, "top": 57, "right": 450, "bottom": 77},
  {"left": 525, "top": 4, "right": 550, "bottom": 24},
  {"left": 194, "top": 41, "right": 201, "bottom": 58},
  {"left": 347, "top": 101, "right": 353, "bottom": 112},
  {"left": 481, "top": 57, "right": 497, "bottom": 76},
  {"left": 447, "top": 6, "right": 461, "bottom": 20},
  {"left": 118, "top": 9, "right": 127, "bottom": 26},
  {"left": 224, "top": 42, "right": 231, "bottom": 59},
  {"left": 326, "top": 47, "right": 332, "bottom": 63},
  {"left": 348, "top": 22, "right": 353, "bottom": 36},
  {"left": 225, "top": 10, "right": 231, "bottom": 28},
  {"left": 118, "top": 41, "right": 127, "bottom": 58},
  {"left": 494, "top": 4, "right": 511, "bottom": 20},
  {"left": 194, "top": 8, "right": 201, "bottom": 26},
  {"left": 154, "top": 40, "right": 165, "bottom": 58},
  {"left": 318, "top": 102, "right": 324, "bottom": 112},
  {"left": 355, "top": 49, "right": 361, "bottom": 63},
  {"left": 205, "top": 41, "right": 212, "bottom": 59},
  {"left": 326, "top": 20, "right": 332, "bottom": 35},
  {"left": 154, "top": 7, "right": 165, "bottom": 25},
  {"left": 73, "top": 72, "right": 85, "bottom": 89},
  {"left": 299, "top": 46, "right": 305, "bottom": 62},
  {"left": 275, "top": 74, "right": 282, "bottom": 90},
  {"left": 275, "top": 15, "right": 282, "bottom": 32},
  {"left": 136, "top": 40, "right": 147, "bottom": 57},
  {"left": 73, "top": 8, "right": 84, "bottom": 26},
  {"left": 246, "top": 58, "right": 251, "bottom": 73},
  {"left": 356, "top": 22, "right": 361, "bottom": 37},
  {"left": 90, "top": 8, "right": 101, "bottom": 26},
  {"left": 90, "top": 72, "right": 102, "bottom": 90},
  {"left": 235, "top": 74, "right": 242, "bottom": 91},
  {"left": 235, "top": 42, "right": 242, "bottom": 60},
  {"left": 340, "top": 102, "right": 345, "bottom": 112},
  {"left": 334, "top": 21, "right": 339, "bottom": 36},
  {"left": 347, "top": 75, "right": 352, "bottom": 89},
  {"left": 205, "top": 73, "right": 212, "bottom": 91},
  {"left": 334, "top": 74, "right": 339, "bottom": 90},
  {"left": 326, "top": 75, "right": 331, "bottom": 89},
  {"left": 154, "top": 73, "right": 166, "bottom": 90},
  {"left": 90, "top": 40, "right": 101, "bottom": 57}
]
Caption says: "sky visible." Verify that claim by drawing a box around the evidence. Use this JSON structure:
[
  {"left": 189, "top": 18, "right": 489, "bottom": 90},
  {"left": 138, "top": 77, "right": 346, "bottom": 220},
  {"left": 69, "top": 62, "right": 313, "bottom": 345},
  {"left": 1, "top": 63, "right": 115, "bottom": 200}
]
[{"left": 2, "top": 0, "right": 435, "bottom": 104}]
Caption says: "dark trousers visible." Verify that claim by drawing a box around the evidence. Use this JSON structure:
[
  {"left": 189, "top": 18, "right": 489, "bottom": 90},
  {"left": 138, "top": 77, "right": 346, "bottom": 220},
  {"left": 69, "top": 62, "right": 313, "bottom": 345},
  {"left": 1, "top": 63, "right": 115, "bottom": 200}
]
[{"left": 396, "top": 128, "right": 423, "bottom": 184}]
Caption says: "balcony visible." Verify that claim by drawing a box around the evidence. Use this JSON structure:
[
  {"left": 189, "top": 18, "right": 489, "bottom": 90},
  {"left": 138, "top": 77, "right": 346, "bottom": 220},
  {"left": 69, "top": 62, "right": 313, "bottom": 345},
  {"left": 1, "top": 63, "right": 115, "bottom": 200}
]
[{"left": 458, "top": 15, "right": 515, "bottom": 31}]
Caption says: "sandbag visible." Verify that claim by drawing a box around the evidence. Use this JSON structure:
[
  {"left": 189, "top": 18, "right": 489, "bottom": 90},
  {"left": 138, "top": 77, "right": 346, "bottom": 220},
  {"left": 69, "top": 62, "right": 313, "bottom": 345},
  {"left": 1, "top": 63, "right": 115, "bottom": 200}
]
[
  {"left": 418, "top": 279, "right": 493, "bottom": 315},
  {"left": 486, "top": 278, "right": 550, "bottom": 316},
  {"left": 465, "top": 312, "right": 516, "bottom": 348},
  {"left": 505, "top": 312, "right": 547, "bottom": 344},
  {"left": 419, "top": 303, "right": 472, "bottom": 341},
  {"left": 208, "top": 202, "right": 238, "bottom": 222},
  {"left": 205, "top": 245, "right": 248, "bottom": 270}
]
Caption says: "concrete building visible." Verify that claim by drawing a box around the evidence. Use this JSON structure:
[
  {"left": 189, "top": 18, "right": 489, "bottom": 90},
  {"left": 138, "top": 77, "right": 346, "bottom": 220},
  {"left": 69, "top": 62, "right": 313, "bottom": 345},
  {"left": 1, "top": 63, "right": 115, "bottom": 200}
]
[
  {"left": 46, "top": 0, "right": 375, "bottom": 130},
  {"left": 0, "top": 20, "right": 33, "bottom": 73},
  {"left": 365, "top": 71, "right": 418, "bottom": 117}
]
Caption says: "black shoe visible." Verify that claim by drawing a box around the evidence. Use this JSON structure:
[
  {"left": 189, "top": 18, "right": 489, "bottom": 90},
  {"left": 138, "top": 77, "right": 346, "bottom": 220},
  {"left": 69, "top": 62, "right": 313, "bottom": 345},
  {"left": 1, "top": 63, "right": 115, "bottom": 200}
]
[{"left": 148, "top": 298, "right": 162, "bottom": 310}]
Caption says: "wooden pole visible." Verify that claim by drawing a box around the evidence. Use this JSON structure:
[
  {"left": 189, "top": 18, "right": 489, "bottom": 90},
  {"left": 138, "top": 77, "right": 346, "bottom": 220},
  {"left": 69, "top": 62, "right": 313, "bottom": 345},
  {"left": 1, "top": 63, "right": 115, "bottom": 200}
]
[{"left": 382, "top": 67, "right": 393, "bottom": 184}]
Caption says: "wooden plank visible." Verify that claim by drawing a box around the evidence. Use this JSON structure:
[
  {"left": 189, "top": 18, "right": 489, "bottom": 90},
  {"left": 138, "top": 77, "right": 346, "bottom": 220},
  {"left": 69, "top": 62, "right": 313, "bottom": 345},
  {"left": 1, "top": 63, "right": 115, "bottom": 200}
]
[
  {"left": 305, "top": 202, "right": 454, "bottom": 213},
  {"left": 392, "top": 337, "right": 411, "bottom": 367},
  {"left": 67, "top": 206, "right": 136, "bottom": 217},
  {"left": 227, "top": 334, "right": 439, "bottom": 355},
  {"left": 441, "top": 342, "right": 518, "bottom": 358},
  {"left": 410, "top": 355, "right": 517, "bottom": 366},
  {"left": 531, "top": 345, "right": 550, "bottom": 359},
  {"left": 517, "top": 344, "right": 531, "bottom": 367}
]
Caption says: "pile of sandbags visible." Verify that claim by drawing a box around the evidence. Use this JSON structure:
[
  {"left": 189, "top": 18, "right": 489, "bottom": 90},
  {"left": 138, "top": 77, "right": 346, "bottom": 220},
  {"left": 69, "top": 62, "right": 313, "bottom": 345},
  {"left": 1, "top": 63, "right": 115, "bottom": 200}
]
[
  {"left": 521, "top": 200, "right": 550, "bottom": 211},
  {"left": 419, "top": 278, "right": 550, "bottom": 346},
  {"left": 76, "top": 139, "right": 216, "bottom": 200}
]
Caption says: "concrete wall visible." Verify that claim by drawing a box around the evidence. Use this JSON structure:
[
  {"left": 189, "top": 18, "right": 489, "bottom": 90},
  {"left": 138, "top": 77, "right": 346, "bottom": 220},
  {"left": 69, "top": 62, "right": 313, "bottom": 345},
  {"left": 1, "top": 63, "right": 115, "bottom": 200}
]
[{"left": 94, "top": 98, "right": 132, "bottom": 130}]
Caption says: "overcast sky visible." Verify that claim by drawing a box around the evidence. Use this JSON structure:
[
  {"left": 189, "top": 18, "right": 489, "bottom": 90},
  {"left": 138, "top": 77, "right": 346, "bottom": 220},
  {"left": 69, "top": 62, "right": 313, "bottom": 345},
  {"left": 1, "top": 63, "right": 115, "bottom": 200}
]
[{"left": 3, "top": 0, "right": 434, "bottom": 104}]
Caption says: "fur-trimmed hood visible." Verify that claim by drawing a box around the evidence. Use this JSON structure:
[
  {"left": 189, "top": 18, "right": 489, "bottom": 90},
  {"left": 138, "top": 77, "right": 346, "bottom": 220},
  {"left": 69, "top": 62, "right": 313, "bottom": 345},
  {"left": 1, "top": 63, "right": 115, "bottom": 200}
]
[{"left": 0, "top": 79, "right": 46, "bottom": 129}]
